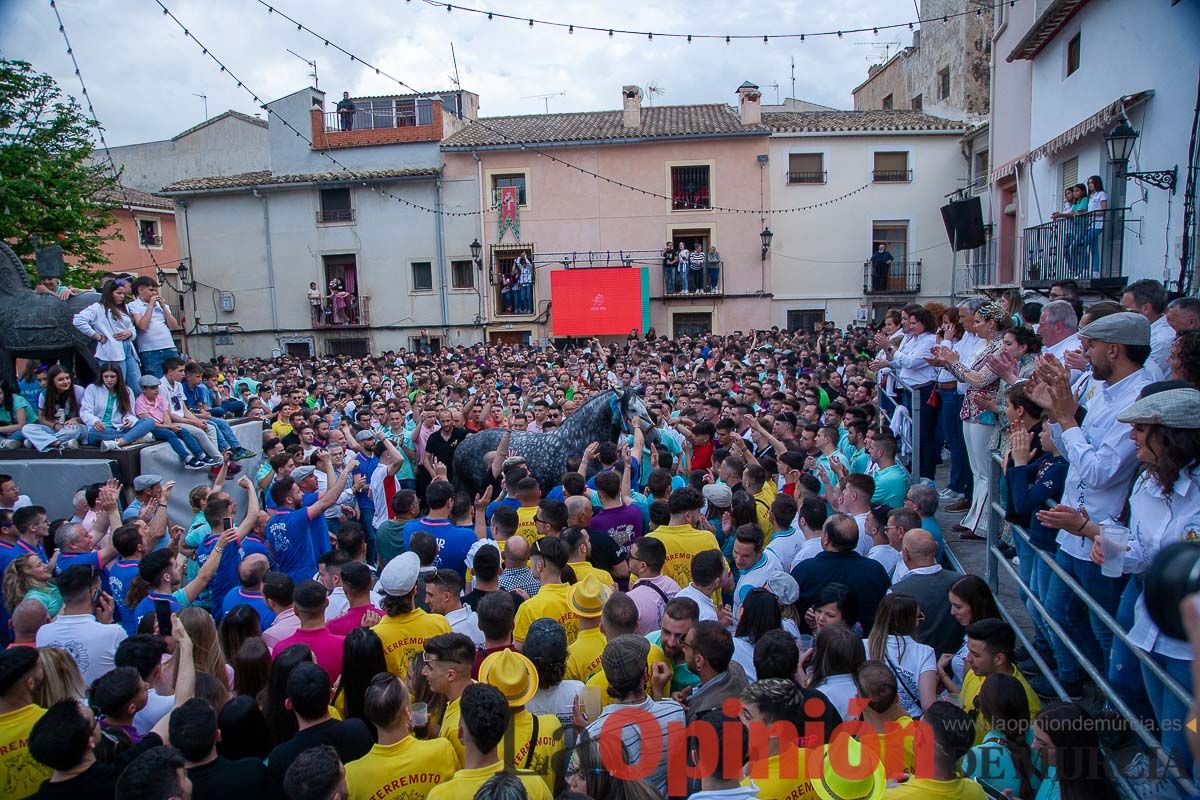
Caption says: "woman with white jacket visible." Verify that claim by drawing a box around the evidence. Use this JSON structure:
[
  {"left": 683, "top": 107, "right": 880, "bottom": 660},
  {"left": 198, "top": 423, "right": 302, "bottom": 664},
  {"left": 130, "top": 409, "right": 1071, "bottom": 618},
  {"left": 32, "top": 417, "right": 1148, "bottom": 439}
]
[
  {"left": 82, "top": 364, "right": 157, "bottom": 450},
  {"left": 21, "top": 365, "right": 86, "bottom": 451},
  {"left": 72, "top": 278, "right": 141, "bottom": 391}
]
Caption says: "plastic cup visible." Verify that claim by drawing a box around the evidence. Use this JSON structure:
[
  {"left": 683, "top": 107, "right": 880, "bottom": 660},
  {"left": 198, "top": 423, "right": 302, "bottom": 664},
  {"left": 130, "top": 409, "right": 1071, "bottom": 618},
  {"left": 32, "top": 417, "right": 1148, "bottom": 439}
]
[
  {"left": 796, "top": 634, "right": 814, "bottom": 652},
  {"left": 1100, "top": 524, "right": 1129, "bottom": 578},
  {"left": 409, "top": 702, "right": 429, "bottom": 728}
]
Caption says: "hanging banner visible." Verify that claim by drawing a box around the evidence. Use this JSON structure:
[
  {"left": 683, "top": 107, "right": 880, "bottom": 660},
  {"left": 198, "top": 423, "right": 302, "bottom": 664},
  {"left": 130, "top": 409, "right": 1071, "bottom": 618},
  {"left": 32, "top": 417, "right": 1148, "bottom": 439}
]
[{"left": 498, "top": 186, "right": 520, "bottom": 242}]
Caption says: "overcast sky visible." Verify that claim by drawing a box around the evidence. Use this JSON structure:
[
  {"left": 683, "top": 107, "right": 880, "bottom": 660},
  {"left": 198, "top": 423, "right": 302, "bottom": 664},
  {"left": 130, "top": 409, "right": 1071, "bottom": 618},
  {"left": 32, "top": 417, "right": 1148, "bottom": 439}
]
[{"left": 1, "top": 0, "right": 918, "bottom": 147}]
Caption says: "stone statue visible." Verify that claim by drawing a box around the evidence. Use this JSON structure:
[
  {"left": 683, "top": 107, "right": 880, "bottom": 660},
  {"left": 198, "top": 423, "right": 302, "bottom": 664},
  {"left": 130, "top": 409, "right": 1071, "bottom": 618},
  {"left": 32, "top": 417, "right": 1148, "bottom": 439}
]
[{"left": 0, "top": 240, "right": 100, "bottom": 387}]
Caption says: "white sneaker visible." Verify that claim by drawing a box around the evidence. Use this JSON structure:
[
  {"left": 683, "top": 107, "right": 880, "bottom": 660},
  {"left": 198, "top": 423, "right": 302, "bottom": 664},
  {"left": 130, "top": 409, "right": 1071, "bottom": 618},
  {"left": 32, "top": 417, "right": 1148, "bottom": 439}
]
[
  {"left": 0, "top": 439, "right": 20, "bottom": 450},
  {"left": 62, "top": 439, "right": 80, "bottom": 450},
  {"left": 101, "top": 439, "right": 122, "bottom": 452}
]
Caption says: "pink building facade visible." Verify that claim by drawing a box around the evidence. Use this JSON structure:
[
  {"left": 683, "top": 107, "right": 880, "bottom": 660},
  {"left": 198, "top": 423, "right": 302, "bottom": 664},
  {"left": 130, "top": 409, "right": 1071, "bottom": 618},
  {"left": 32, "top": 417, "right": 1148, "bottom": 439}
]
[
  {"left": 440, "top": 85, "right": 774, "bottom": 342},
  {"left": 97, "top": 186, "right": 179, "bottom": 279}
]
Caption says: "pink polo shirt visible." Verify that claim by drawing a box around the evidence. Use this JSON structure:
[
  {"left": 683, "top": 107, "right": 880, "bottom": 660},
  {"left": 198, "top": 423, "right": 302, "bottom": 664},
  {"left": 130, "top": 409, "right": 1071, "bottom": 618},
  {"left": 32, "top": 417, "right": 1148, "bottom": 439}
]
[
  {"left": 271, "top": 625, "right": 346, "bottom": 682},
  {"left": 326, "top": 603, "right": 382, "bottom": 638}
]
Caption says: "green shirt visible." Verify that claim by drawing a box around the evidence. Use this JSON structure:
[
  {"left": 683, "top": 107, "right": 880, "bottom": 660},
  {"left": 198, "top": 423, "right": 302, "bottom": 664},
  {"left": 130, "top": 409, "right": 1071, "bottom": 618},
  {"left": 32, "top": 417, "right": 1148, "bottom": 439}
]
[
  {"left": 376, "top": 519, "right": 408, "bottom": 567},
  {"left": 645, "top": 630, "right": 700, "bottom": 692},
  {"left": 872, "top": 464, "right": 910, "bottom": 508},
  {"left": 0, "top": 395, "right": 33, "bottom": 426}
]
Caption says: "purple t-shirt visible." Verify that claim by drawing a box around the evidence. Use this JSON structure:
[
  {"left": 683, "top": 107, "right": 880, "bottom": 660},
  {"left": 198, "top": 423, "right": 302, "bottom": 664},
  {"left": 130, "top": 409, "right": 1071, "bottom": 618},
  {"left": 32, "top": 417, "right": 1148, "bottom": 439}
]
[
  {"left": 590, "top": 504, "right": 645, "bottom": 555},
  {"left": 271, "top": 626, "right": 345, "bottom": 682}
]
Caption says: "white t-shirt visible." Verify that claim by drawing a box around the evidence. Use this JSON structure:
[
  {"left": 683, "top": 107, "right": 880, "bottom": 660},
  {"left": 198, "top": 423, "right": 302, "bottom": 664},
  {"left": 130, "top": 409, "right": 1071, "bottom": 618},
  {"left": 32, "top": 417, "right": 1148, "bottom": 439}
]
[
  {"left": 35, "top": 613, "right": 128, "bottom": 685},
  {"left": 127, "top": 298, "right": 176, "bottom": 352},
  {"left": 1088, "top": 190, "right": 1108, "bottom": 228},
  {"left": 732, "top": 637, "right": 757, "bottom": 682},
  {"left": 675, "top": 584, "right": 718, "bottom": 622},
  {"left": 134, "top": 688, "right": 175, "bottom": 734},
  {"left": 527, "top": 680, "right": 585, "bottom": 727},
  {"left": 789, "top": 536, "right": 825, "bottom": 571},
  {"left": 813, "top": 673, "right": 859, "bottom": 721},
  {"left": 158, "top": 377, "right": 189, "bottom": 420},
  {"left": 369, "top": 463, "right": 391, "bottom": 530},
  {"left": 868, "top": 544, "right": 903, "bottom": 579},
  {"left": 864, "top": 635, "right": 935, "bottom": 718},
  {"left": 764, "top": 527, "right": 804, "bottom": 572}
]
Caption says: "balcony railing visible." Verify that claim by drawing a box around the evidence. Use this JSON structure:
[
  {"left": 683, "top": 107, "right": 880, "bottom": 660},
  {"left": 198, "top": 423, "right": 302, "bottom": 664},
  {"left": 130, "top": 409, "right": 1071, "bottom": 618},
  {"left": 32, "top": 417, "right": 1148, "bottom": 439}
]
[
  {"left": 787, "top": 171, "right": 827, "bottom": 185},
  {"left": 864, "top": 259, "right": 921, "bottom": 295},
  {"left": 311, "top": 294, "right": 370, "bottom": 328},
  {"left": 872, "top": 169, "right": 913, "bottom": 183},
  {"left": 954, "top": 238, "right": 999, "bottom": 295},
  {"left": 139, "top": 234, "right": 162, "bottom": 246},
  {"left": 662, "top": 259, "right": 723, "bottom": 298},
  {"left": 322, "top": 108, "right": 430, "bottom": 133},
  {"left": 1021, "top": 208, "right": 1127, "bottom": 288},
  {"left": 317, "top": 208, "right": 355, "bottom": 223},
  {"left": 495, "top": 282, "right": 537, "bottom": 318}
]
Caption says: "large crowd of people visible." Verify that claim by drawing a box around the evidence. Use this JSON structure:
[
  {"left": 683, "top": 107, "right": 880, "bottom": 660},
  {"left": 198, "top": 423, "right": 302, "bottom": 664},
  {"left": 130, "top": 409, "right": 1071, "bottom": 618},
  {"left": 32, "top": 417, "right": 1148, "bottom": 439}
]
[{"left": 2, "top": 275, "right": 1200, "bottom": 800}]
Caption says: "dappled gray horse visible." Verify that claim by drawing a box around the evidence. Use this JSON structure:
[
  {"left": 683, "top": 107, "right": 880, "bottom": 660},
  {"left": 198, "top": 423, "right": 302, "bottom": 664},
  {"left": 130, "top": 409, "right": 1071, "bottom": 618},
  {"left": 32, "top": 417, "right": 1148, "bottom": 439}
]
[{"left": 453, "top": 388, "right": 654, "bottom": 495}]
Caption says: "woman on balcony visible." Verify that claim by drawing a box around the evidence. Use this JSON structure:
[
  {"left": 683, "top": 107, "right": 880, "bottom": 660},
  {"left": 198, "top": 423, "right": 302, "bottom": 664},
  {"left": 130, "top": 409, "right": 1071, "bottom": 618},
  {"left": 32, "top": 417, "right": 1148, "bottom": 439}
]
[
  {"left": 706, "top": 243, "right": 721, "bottom": 293},
  {"left": 1086, "top": 175, "right": 1108, "bottom": 277}
]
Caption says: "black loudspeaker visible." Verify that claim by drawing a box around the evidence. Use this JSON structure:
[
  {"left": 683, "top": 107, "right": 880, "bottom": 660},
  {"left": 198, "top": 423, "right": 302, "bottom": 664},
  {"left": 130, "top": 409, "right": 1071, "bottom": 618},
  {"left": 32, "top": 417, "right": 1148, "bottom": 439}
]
[{"left": 940, "top": 196, "right": 987, "bottom": 251}]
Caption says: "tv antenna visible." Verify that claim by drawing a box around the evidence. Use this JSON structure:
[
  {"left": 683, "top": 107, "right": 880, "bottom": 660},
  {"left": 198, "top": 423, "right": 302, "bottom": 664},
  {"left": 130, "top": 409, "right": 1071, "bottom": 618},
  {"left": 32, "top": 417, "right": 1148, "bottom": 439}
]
[
  {"left": 521, "top": 91, "right": 564, "bottom": 113},
  {"left": 765, "top": 82, "right": 781, "bottom": 104},
  {"left": 790, "top": 56, "right": 796, "bottom": 101},
  {"left": 449, "top": 43, "right": 462, "bottom": 91},
  {"left": 855, "top": 39, "right": 901, "bottom": 64},
  {"left": 192, "top": 92, "right": 208, "bottom": 121},
  {"left": 286, "top": 49, "right": 318, "bottom": 89},
  {"left": 646, "top": 82, "right": 666, "bottom": 105}
]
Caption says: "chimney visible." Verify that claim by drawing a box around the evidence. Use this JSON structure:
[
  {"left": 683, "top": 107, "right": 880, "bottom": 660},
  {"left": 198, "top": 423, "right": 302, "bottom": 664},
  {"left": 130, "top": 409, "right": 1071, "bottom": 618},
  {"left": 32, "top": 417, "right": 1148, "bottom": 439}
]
[
  {"left": 622, "top": 85, "right": 643, "bottom": 129},
  {"left": 736, "top": 82, "right": 762, "bottom": 125}
]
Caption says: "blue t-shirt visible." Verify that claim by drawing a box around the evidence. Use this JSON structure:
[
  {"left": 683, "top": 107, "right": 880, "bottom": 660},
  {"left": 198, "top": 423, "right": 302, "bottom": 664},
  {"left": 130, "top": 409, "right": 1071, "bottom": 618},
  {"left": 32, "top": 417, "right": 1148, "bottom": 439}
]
[
  {"left": 132, "top": 589, "right": 188, "bottom": 630},
  {"left": 401, "top": 517, "right": 474, "bottom": 575},
  {"left": 121, "top": 498, "right": 142, "bottom": 522},
  {"left": 107, "top": 558, "right": 142, "bottom": 634},
  {"left": 353, "top": 454, "right": 380, "bottom": 510},
  {"left": 302, "top": 492, "right": 332, "bottom": 558},
  {"left": 54, "top": 549, "right": 101, "bottom": 575},
  {"left": 266, "top": 507, "right": 317, "bottom": 583},
  {"left": 484, "top": 496, "right": 520, "bottom": 523},
  {"left": 220, "top": 588, "right": 277, "bottom": 628},
  {"left": 239, "top": 535, "right": 271, "bottom": 563},
  {"left": 195, "top": 533, "right": 239, "bottom": 620}
]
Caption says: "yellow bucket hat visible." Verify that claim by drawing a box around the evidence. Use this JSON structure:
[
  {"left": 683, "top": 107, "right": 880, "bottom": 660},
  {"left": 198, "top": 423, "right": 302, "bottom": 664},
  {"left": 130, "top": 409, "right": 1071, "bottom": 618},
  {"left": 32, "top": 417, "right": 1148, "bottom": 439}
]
[
  {"left": 478, "top": 648, "right": 539, "bottom": 708},
  {"left": 811, "top": 735, "right": 886, "bottom": 800},
  {"left": 568, "top": 574, "right": 609, "bottom": 618}
]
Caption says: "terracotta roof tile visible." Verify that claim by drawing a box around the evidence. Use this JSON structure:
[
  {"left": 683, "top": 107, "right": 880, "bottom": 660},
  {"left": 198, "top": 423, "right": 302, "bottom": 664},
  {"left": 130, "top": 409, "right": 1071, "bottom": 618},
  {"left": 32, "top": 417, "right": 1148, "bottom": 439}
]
[
  {"left": 159, "top": 167, "right": 440, "bottom": 194},
  {"left": 441, "top": 104, "right": 768, "bottom": 149},
  {"left": 763, "top": 110, "right": 968, "bottom": 133},
  {"left": 97, "top": 185, "right": 174, "bottom": 211}
]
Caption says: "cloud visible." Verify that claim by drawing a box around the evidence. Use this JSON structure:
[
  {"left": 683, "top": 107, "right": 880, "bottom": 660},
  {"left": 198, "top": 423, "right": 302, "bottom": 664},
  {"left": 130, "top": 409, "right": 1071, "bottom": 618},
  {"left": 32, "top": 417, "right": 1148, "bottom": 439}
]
[{"left": 1, "top": 0, "right": 913, "bottom": 146}]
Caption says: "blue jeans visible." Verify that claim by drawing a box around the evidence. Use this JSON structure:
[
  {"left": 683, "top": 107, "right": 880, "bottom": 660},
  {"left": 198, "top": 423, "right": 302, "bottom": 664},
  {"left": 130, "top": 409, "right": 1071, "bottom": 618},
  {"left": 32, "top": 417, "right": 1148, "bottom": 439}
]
[
  {"left": 102, "top": 340, "right": 141, "bottom": 396},
  {"left": 677, "top": 268, "right": 689, "bottom": 293},
  {"left": 205, "top": 416, "right": 238, "bottom": 450},
  {"left": 518, "top": 284, "right": 532, "bottom": 313},
  {"left": 84, "top": 418, "right": 157, "bottom": 446},
  {"left": 1046, "top": 550, "right": 1103, "bottom": 685},
  {"left": 139, "top": 347, "right": 180, "bottom": 379},
  {"left": 152, "top": 426, "right": 205, "bottom": 462},
  {"left": 1141, "top": 650, "right": 1196, "bottom": 779},
  {"left": 501, "top": 288, "right": 514, "bottom": 313},
  {"left": 707, "top": 266, "right": 719, "bottom": 292},
  {"left": 938, "top": 390, "right": 970, "bottom": 496},
  {"left": 1014, "top": 535, "right": 1053, "bottom": 655},
  {"left": 1087, "top": 228, "right": 1103, "bottom": 276},
  {"left": 663, "top": 268, "right": 675, "bottom": 294},
  {"left": 1030, "top": 550, "right": 1057, "bottom": 649},
  {"left": 1108, "top": 577, "right": 1154, "bottom": 727}
]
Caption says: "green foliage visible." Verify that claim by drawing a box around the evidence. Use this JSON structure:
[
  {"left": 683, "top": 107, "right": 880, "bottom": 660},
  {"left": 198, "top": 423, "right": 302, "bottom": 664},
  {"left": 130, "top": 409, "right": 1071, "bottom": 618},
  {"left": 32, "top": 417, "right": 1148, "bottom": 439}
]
[{"left": 0, "top": 58, "right": 119, "bottom": 287}]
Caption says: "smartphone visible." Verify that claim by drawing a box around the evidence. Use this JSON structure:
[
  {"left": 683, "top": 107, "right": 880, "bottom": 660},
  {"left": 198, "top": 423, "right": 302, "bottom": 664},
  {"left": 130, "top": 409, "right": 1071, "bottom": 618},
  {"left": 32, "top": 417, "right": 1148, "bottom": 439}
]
[
  {"left": 91, "top": 588, "right": 102, "bottom": 609},
  {"left": 154, "top": 599, "right": 172, "bottom": 636},
  {"left": 221, "top": 516, "right": 233, "bottom": 532}
]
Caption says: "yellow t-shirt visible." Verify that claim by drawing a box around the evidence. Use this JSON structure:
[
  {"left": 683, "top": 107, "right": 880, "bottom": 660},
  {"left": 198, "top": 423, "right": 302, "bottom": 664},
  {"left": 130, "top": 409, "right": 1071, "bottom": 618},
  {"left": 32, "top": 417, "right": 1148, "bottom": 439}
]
[
  {"left": 271, "top": 420, "right": 293, "bottom": 438},
  {"left": 345, "top": 735, "right": 460, "bottom": 800},
  {"left": 882, "top": 777, "right": 987, "bottom": 799},
  {"left": 646, "top": 524, "right": 721, "bottom": 587},
  {"left": 859, "top": 714, "right": 921, "bottom": 780},
  {"left": 516, "top": 504, "right": 540, "bottom": 544},
  {"left": 373, "top": 608, "right": 452, "bottom": 679},
  {"left": 503, "top": 709, "right": 564, "bottom": 790},
  {"left": 440, "top": 693, "right": 467, "bottom": 765},
  {"left": 585, "top": 641, "right": 674, "bottom": 699},
  {"left": 514, "top": 583, "right": 577, "bottom": 644},
  {"left": 0, "top": 704, "right": 51, "bottom": 799},
  {"left": 565, "top": 627, "right": 606, "bottom": 682},
  {"left": 427, "top": 759, "right": 554, "bottom": 800},
  {"left": 568, "top": 560, "right": 615, "bottom": 589},
  {"left": 743, "top": 750, "right": 818, "bottom": 800},
  {"left": 755, "top": 481, "right": 779, "bottom": 540},
  {"left": 960, "top": 667, "right": 1041, "bottom": 745}
]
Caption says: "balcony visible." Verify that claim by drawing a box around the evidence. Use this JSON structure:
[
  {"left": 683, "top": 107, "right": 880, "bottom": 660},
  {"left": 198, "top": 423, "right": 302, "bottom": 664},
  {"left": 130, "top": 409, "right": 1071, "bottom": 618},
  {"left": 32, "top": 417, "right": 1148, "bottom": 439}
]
[
  {"left": 316, "top": 208, "right": 355, "bottom": 223},
  {"left": 139, "top": 234, "right": 163, "bottom": 246},
  {"left": 872, "top": 169, "right": 913, "bottom": 183},
  {"left": 310, "top": 101, "right": 443, "bottom": 150},
  {"left": 1021, "top": 208, "right": 1128, "bottom": 292},
  {"left": 311, "top": 294, "right": 370, "bottom": 329},
  {"left": 954, "top": 238, "right": 999, "bottom": 295},
  {"left": 864, "top": 260, "right": 921, "bottom": 295},
  {"left": 787, "top": 171, "right": 828, "bottom": 185},
  {"left": 661, "top": 260, "right": 724, "bottom": 298}
]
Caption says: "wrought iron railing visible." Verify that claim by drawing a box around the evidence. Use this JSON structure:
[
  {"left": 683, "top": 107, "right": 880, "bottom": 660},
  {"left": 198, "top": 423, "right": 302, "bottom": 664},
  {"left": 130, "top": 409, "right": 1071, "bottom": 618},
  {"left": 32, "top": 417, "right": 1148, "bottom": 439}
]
[
  {"left": 311, "top": 294, "right": 370, "bottom": 328},
  {"left": 662, "top": 259, "right": 723, "bottom": 297},
  {"left": 139, "top": 233, "right": 163, "bottom": 246},
  {"left": 316, "top": 208, "right": 355, "bottom": 223},
  {"left": 786, "top": 170, "right": 827, "bottom": 185},
  {"left": 863, "top": 259, "right": 921, "bottom": 294},
  {"left": 1021, "top": 207, "right": 1127, "bottom": 285},
  {"left": 872, "top": 168, "right": 913, "bottom": 183}
]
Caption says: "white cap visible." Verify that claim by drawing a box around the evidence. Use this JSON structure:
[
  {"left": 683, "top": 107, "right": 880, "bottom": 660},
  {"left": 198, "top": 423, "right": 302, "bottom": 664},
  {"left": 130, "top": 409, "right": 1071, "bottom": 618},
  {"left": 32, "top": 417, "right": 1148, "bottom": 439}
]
[{"left": 379, "top": 551, "right": 420, "bottom": 596}]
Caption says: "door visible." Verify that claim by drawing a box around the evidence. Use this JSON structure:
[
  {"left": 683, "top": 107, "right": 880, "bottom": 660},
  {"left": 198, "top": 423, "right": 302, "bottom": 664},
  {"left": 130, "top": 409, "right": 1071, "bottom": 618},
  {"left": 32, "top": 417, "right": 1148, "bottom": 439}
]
[
  {"left": 489, "top": 331, "right": 530, "bottom": 345},
  {"left": 998, "top": 183, "right": 1017, "bottom": 284},
  {"left": 786, "top": 309, "right": 825, "bottom": 333},
  {"left": 285, "top": 342, "right": 311, "bottom": 358},
  {"left": 672, "top": 312, "right": 712, "bottom": 339}
]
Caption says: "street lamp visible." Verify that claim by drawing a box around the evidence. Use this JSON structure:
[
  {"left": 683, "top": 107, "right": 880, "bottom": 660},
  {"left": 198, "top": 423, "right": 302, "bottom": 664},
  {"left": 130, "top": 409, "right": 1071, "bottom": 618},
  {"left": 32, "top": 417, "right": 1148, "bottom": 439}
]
[
  {"left": 1104, "top": 122, "right": 1177, "bottom": 194},
  {"left": 157, "top": 259, "right": 196, "bottom": 292},
  {"left": 760, "top": 227, "right": 774, "bottom": 260},
  {"left": 469, "top": 238, "right": 482, "bottom": 265}
]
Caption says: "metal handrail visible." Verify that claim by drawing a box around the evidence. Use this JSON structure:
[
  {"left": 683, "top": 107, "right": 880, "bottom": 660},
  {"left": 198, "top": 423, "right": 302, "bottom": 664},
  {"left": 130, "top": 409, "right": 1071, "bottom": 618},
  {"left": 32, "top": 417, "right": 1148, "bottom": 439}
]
[
  {"left": 876, "top": 373, "right": 922, "bottom": 484},
  {"left": 985, "top": 452, "right": 1195, "bottom": 795}
]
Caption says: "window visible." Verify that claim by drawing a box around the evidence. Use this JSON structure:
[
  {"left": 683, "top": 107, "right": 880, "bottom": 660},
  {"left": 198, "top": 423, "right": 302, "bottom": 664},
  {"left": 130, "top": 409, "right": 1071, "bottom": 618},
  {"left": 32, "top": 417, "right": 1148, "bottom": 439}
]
[
  {"left": 451, "top": 259, "right": 474, "bottom": 289},
  {"left": 492, "top": 174, "right": 527, "bottom": 206},
  {"left": 938, "top": 67, "right": 951, "bottom": 100},
  {"left": 911, "top": 94, "right": 923, "bottom": 112},
  {"left": 881, "top": 94, "right": 893, "bottom": 111},
  {"left": 410, "top": 335, "right": 442, "bottom": 352},
  {"left": 411, "top": 261, "right": 433, "bottom": 292},
  {"left": 786, "top": 309, "right": 826, "bottom": 333},
  {"left": 326, "top": 338, "right": 370, "bottom": 358},
  {"left": 671, "top": 165, "right": 711, "bottom": 210},
  {"left": 318, "top": 188, "right": 353, "bottom": 223},
  {"left": 137, "top": 218, "right": 162, "bottom": 247},
  {"left": 673, "top": 312, "right": 712, "bottom": 338},
  {"left": 873, "top": 152, "right": 911, "bottom": 182},
  {"left": 1061, "top": 156, "right": 1079, "bottom": 194},
  {"left": 1066, "top": 32, "right": 1081, "bottom": 76},
  {"left": 285, "top": 341, "right": 312, "bottom": 358},
  {"left": 973, "top": 150, "right": 989, "bottom": 190},
  {"left": 873, "top": 222, "right": 909, "bottom": 264},
  {"left": 787, "top": 153, "right": 825, "bottom": 184}
]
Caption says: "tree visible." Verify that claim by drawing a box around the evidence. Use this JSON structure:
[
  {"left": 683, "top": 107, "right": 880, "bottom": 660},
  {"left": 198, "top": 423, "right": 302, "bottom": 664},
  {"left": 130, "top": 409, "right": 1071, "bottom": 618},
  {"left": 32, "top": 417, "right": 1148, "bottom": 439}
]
[{"left": 0, "top": 58, "right": 119, "bottom": 287}]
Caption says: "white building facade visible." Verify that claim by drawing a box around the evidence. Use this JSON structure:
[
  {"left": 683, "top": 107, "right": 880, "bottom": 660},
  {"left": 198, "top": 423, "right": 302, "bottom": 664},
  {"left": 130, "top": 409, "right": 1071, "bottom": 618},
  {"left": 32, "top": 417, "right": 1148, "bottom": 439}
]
[{"left": 764, "top": 110, "right": 967, "bottom": 327}]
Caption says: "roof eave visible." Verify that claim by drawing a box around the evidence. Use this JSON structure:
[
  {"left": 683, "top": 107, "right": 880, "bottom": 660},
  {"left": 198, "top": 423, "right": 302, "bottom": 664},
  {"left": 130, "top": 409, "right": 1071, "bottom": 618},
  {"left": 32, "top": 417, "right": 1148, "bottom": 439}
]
[
  {"left": 1007, "top": 0, "right": 1090, "bottom": 62},
  {"left": 158, "top": 170, "right": 439, "bottom": 196},
  {"left": 441, "top": 128, "right": 770, "bottom": 151},
  {"left": 766, "top": 128, "right": 966, "bottom": 137}
]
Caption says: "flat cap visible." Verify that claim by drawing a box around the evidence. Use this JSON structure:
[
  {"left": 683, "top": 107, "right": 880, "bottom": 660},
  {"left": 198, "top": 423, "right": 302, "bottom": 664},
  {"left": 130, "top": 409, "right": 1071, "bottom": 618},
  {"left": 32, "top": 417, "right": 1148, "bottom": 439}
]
[
  {"left": 133, "top": 474, "right": 163, "bottom": 492},
  {"left": 1118, "top": 387, "right": 1200, "bottom": 429},
  {"left": 1079, "top": 311, "right": 1150, "bottom": 347}
]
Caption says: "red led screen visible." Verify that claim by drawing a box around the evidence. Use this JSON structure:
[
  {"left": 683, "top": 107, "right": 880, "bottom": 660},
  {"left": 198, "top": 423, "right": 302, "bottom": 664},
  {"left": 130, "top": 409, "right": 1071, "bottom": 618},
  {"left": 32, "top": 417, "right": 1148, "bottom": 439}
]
[{"left": 549, "top": 268, "right": 644, "bottom": 336}]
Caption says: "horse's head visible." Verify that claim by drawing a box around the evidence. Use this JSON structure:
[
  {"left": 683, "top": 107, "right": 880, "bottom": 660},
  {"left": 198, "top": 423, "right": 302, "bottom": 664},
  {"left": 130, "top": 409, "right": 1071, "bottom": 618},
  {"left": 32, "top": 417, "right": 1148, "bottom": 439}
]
[{"left": 617, "top": 388, "right": 655, "bottom": 432}]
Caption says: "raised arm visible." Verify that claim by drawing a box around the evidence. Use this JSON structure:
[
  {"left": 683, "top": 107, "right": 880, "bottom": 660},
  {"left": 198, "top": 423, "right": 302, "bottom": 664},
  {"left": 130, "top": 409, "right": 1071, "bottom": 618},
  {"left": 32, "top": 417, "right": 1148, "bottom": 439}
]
[
  {"left": 307, "top": 461, "right": 353, "bottom": 519},
  {"left": 181, "top": 527, "right": 237, "bottom": 604},
  {"left": 491, "top": 428, "right": 511, "bottom": 479}
]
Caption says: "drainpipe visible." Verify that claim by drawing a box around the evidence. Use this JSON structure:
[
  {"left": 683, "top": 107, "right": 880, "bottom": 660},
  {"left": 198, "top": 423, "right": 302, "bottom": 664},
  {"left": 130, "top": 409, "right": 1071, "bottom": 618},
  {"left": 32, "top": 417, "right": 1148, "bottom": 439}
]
[
  {"left": 434, "top": 179, "right": 450, "bottom": 340},
  {"left": 475, "top": 152, "right": 489, "bottom": 342},
  {"left": 254, "top": 189, "right": 280, "bottom": 342}
]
